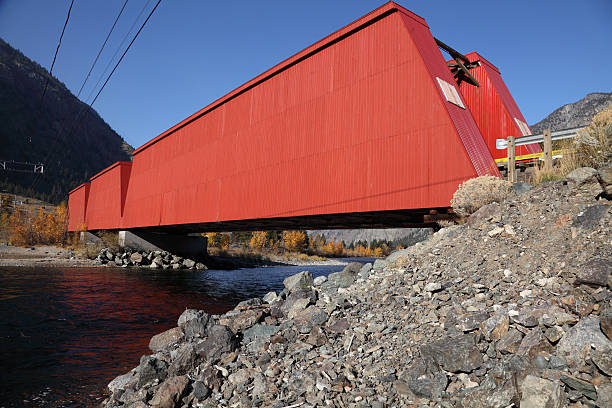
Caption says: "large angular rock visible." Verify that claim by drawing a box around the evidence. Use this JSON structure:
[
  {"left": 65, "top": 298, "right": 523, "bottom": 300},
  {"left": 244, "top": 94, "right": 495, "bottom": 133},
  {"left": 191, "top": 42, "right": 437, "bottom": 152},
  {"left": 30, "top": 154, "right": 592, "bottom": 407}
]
[
  {"left": 467, "top": 202, "right": 501, "bottom": 229},
  {"left": 167, "top": 343, "right": 197, "bottom": 376},
  {"left": 325, "top": 271, "right": 357, "bottom": 290},
  {"left": 565, "top": 167, "right": 598, "bottom": 186},
  {"left": 196, "top": 325, "right": 237, "bottom": 363},
  {"left": 517, "top": 327, "right": 553, "bottom": 359},
  {"left": 149, "top": 327, "right": 184, "bottom": 352},
  {"left": 293, "top": 306, "right": 329, "bottom": 334},
  {"left": 177, "top": 309, "right": 210, "bottom": 339},
  {"left": 108, "top": 368, "right": 138, "bottom": 394},
  {"left": 241, "top": 324, "right": 280, "bottom": 344},
  {"left": 138, "top": 355, "right": 168, "bottom": 388},
  {"left": 420, "top": 334, "right": 483, "bottom": 373},
  {"left": 279, "top": 289, "right": 316, "bottom": 317},
  {"left": 560, "top": 374, "right": 597, "bottom": 400},
  {"left": 520, "top": 375, "right": 566, "bottom": 408},
  {"left": 480, "top": 312, "right": 509, "bottom": 341},
  {"left": 401, "top": 357, "right": 448, "bottom": 400},
  {"left": 496, "top": 328, "right": 523, "bottom": 354},
  {"left": 455, "top": 311, "right": 489, "bottom": 332},
  {"left": 576, "top": 258, "right": 611, "bottom": 287},
  {"left": 572, "top": 205, "right": 610, "bottom": 230},
  {"left": 149, "top": 375, "right": 189, "bottom": 408},
  {"left": 557, "top": 316, "right": 612, "bottom": 366},
  {"left": 219, "top": 309, "right": 264, "bottom": 333},
  {"left": 283, "top": 271, "right": 313, "bottom": 293}
]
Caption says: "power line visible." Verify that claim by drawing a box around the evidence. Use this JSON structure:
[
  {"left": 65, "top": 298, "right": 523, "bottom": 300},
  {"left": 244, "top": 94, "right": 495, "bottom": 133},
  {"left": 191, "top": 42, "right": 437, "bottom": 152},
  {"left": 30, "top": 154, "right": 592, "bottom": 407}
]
[
  {"left": 76, "top": 0, "right": 129, "bottom": 99},
  {"left": 85, "top": 0, "right": 152, "bottom": 103},
  {"left": 89, "top": 0, "right": 161, "bottom": 107},
  {"left": 41, "top": 0, "right": 75, "bottom": 102},
  {"left": 31, "top": 0, "right": 163, "bottom": 193}
]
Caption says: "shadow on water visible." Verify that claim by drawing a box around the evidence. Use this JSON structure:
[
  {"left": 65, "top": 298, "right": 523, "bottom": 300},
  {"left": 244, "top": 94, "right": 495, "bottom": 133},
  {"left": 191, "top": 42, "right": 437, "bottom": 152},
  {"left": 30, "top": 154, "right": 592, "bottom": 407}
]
[{"left": 0, "top": 260, "right": 370, "bottom": 407}]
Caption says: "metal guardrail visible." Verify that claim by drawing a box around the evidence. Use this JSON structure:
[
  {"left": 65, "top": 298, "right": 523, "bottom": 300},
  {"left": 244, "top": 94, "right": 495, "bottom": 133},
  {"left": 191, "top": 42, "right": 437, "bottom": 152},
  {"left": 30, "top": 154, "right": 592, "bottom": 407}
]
[
  {"left": 496, "top": 126, "right": 586, "bottom": 182},
  {"left": 496, "top": 126, "right": 585, "bottom": 149}
]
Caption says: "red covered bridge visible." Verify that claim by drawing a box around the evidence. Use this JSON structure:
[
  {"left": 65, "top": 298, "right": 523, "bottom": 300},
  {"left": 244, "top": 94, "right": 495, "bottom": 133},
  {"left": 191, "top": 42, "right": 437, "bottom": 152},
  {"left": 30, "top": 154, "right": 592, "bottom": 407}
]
[{"left": 68, "top": 2, "right": 536, "bottom": 234}]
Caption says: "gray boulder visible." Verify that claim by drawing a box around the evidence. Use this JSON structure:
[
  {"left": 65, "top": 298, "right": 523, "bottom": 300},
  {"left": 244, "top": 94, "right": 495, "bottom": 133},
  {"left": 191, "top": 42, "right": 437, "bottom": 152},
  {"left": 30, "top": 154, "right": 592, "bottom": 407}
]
[
  {"left": 520, "top": 375, "right": 566, "bottom": 408},
  {"left": 576, "top": 258, "right": 611, "bottom": 287},
  {"left": 177, "top": 309, "right": 210, "bottom": 339},
  {"left": 420, "top": 334, "right": 483, "bottom": 373},
  {"left": 556, "top": 316, "right": 612, "bottom": 366},
  {"left": 283, "top": 271, "right": 313, "bottom": 293},
  {"left": 137, "top": 355, "right": 168, "bottom": 388},
  {"left": 196, "top": 325, "right": 237, "bottom": 363}
]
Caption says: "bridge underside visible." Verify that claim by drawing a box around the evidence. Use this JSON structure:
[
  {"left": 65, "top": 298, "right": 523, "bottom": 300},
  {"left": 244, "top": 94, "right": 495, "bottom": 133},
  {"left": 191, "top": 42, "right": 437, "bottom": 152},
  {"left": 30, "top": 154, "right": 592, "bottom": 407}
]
[{"left": 122, "top": 207, "right": 454, "bottom": 234}]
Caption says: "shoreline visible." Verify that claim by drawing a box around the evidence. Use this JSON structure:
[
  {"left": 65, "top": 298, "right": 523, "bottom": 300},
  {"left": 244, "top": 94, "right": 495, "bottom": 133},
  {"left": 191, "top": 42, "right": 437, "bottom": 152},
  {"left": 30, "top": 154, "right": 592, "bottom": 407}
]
[{"left": 0, "top": 244, "right": 354, "bottom": 269}]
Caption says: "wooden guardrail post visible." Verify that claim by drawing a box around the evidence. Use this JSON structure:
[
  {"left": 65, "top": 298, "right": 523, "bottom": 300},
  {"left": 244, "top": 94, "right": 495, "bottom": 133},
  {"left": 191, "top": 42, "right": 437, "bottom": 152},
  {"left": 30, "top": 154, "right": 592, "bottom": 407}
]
[
  {"left": 507, "top": 135, "right": 516, "bottom": 182},
  {"left": 543, "top": 128, "right": 552, "bottom": 171}
]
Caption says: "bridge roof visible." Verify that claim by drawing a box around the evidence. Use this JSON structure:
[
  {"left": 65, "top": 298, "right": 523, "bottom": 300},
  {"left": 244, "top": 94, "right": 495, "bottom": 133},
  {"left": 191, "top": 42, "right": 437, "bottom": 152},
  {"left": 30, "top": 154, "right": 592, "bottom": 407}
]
[{"left": 132, "top": 1, "right": 426, "bottom": 156}]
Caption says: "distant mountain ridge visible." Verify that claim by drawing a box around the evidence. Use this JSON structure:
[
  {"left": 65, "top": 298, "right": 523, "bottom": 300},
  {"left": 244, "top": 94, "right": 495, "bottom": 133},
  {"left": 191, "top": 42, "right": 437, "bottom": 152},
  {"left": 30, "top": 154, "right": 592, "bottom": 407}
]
[
  {"left": 0, "top": 37, "right": 133, "bottom": 203},
  {"left": 530, "top": 92, "right": 612, "bottom": 133}
]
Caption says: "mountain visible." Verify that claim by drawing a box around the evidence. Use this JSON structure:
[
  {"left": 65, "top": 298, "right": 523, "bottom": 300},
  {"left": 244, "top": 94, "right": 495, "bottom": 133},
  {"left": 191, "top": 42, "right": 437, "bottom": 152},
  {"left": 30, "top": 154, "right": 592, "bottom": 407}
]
[
  {"left": 307, "top": 228, "right": 431, "bottom": 248},
  {"left": 0, "top": 37, "right": 133, "bottom": 204},
  {"left": 530, "top": 92, "right": 612, "bottom": 133}
]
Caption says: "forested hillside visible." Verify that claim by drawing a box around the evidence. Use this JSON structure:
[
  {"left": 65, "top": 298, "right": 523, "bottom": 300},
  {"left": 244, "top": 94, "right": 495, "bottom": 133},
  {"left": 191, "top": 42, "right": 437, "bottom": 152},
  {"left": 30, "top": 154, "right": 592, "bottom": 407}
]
[{"left": 0, "top": 37, "right": 132, "bottom": 203}]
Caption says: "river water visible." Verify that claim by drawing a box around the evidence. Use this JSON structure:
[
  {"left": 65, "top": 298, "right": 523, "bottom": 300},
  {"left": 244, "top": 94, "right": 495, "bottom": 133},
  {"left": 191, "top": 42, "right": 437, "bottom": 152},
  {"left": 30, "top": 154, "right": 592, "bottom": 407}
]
[{"left": 0, "top": 261, "right": 368, "bottom": 407}]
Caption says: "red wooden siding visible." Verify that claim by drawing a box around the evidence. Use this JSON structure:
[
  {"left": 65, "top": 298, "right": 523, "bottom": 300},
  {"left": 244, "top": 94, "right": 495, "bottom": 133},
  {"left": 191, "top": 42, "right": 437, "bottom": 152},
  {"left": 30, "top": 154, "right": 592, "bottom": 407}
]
[
  {"left": 67, "top": 182, "right": 89, "bottom": 231},
  {"left": 456, "top": 52, "right": 542, "bottom": 160},
  {"left": 68, "top": 2, "right": 498, "bottom": 232}
]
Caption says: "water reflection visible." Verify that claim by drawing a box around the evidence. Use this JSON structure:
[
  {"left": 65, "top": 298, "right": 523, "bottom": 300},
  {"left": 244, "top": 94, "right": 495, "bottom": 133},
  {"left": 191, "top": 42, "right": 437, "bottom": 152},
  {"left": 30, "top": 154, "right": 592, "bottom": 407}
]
[{"left": 0, "top": 261, "right": 364, "bottom": 407}]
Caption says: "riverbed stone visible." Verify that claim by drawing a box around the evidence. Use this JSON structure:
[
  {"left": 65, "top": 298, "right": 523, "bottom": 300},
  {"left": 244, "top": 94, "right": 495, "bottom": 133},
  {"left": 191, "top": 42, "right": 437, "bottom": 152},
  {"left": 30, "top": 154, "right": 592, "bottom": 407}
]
[
  {"left": 556, "top": 316, "right": 612, "bottom": 366},
  {"left": 520, "top": 375, "right": 566, "bottom": 408},
  {"left": 313, "top": 275, "right": 327, "bottom": 286},
  {"left": 138, "top": 355, "right": 168, "bottom": 388},
  {"left": 149, "top": 375, "right": 188, "bottom": 408},
  {"left": 178, "top": 309, "right": 210, "bottom": 339},
  {"left": 293, "top": 306, "right": 329, "bottom": 334},
  {"left": 496, "top": 328, "right": 523, "bottom": 354},
  {"left": 108, "top": 368, "right": 138, "bottom": 394},
  {"left": 420, "top": 334, "right": 483, "bottom": 373},
  {"left": 560, "top": 374, "right": 598, "bottom": 400},
  {"left": 196, "top": 325, "right": 236, "bottom": 363},
  {"left": 149, "top": 327, "right": 184, "bottom": 352},
  {"left": 576, "top": 258, "right": 611, "bottom": 287},
  {"left": 283, "top": 271, "right": 313, "bottom": 292}
]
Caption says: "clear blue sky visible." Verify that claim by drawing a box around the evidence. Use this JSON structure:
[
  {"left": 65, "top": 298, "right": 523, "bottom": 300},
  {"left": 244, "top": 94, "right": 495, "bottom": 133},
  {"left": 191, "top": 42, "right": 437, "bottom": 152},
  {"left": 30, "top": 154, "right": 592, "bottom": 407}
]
[{"left": 1, "top": 0, "right": 610, "bottom": 149}]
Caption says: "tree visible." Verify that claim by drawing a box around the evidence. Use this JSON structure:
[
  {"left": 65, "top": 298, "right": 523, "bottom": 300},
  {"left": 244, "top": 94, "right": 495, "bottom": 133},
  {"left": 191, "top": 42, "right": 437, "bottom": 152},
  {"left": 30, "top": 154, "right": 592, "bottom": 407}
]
[
  {"left": 249, "top": 231, "right": 268, "bottom": 250},
  {"left": 282, "top": 230, "right": 308, "bottom": 252}
]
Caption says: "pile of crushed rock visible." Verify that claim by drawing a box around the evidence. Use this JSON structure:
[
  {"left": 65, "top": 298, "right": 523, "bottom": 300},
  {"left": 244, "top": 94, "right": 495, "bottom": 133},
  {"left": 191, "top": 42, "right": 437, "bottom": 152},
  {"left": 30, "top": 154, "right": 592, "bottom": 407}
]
[{"left": 103, "top": 165, "right": 611, "bottom": 408}]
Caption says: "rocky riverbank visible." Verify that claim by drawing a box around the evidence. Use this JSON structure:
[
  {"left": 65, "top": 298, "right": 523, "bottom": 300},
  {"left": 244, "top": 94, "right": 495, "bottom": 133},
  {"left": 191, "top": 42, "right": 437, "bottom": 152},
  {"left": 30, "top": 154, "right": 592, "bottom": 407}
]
[{"left": 103, "top": 166, "right": 611, "bottom": 408}]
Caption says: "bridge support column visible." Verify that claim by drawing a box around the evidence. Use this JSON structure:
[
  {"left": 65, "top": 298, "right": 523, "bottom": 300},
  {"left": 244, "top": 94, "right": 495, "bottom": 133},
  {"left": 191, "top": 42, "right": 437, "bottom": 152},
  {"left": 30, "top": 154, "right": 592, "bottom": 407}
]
[
  {"left": 118, "top": 231, "right": 208, "bottom": 257},
  {"left": 79, "top": 231, "right": 103, "bottom": 244}
]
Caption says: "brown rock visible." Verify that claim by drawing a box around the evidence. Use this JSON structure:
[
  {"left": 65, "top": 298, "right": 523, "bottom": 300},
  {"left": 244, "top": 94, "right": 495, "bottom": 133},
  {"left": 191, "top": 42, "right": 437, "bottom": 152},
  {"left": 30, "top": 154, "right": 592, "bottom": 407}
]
[
  {"left": 149, "top": 327, "right": 184, "bottom": 352},
  {"left": 480, "top": 312, "right": 509, "bottom": 341},
  {"left": 517, "top": 328, "right": 553, "bottom": 359},
  {"left": 496, "top": 328, "right": 523, "bottom": 354},
  {"left": 149, "top": 375, "right": 188, "bottom": 408},
  {"left": 305, "top": 325, "right": 327, "bottom": 346}
]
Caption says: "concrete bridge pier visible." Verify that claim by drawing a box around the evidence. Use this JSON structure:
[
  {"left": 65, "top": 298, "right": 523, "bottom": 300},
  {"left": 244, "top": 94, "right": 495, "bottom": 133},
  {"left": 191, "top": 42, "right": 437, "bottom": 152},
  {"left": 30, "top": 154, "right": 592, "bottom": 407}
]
[{"left": 118, "top": 231, "right": 208, "bottom": 257}]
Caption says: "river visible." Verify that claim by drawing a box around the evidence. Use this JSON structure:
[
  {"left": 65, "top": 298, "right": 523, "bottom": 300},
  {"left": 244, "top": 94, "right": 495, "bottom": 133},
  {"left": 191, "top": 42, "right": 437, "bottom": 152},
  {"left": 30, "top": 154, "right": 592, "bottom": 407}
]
[{"left": 0, "top": 260, "right": 370, "bottom": 407}]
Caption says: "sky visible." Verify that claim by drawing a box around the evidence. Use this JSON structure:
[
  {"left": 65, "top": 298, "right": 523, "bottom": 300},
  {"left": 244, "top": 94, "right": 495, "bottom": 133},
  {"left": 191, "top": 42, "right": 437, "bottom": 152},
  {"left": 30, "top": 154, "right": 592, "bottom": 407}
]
[{"left": 0, "top": 0, "right": 610, "bottom": 150}]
